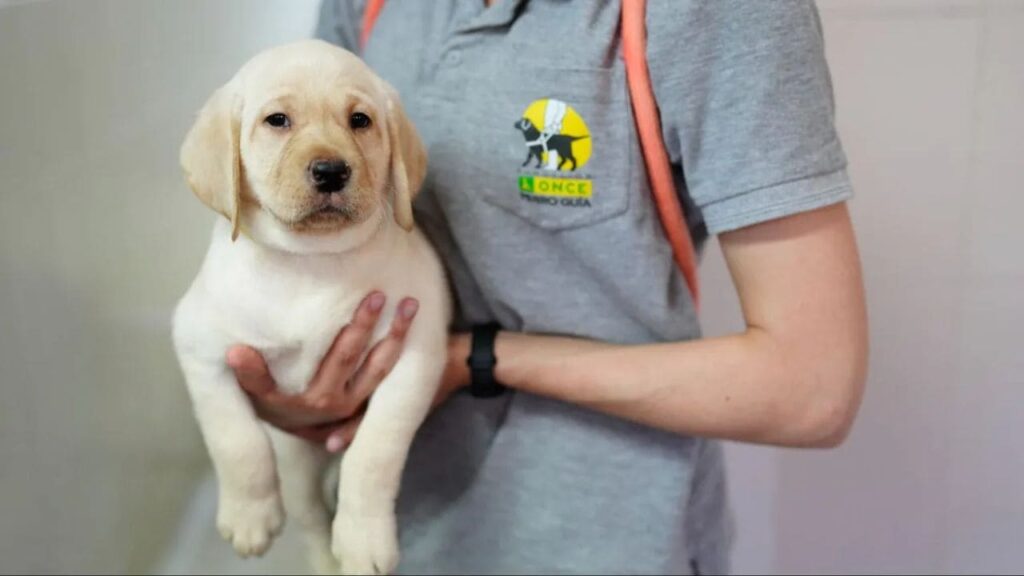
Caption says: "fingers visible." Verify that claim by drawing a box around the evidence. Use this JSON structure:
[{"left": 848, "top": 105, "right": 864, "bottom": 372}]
[
  {"left": 393, "top": 298, "right": 420, "bottom": 334},
  {"left": 348, "top": 298, "right": 418, "bottom": 403},
  {"left": 230, "top": 346, "right": 325, "bottom": 429},
  {"left": 227, "top": 345, "right": 277, "bottom": 395},
  {"left": 284, "top": 414, "right": 359, "bottom": 450},
  {"left": 283, "top": 416, "right": 360, "bottom": 453},
  {"left": 326, "top": 415, "right": 363, "bottom": 454},
  {"left": 229, "top": 293, "right": 416, "bottom": 452},
  {"left": 285, "top": 424, "right": 336, "bottom": 444},
  {"left": 309, "top": 291, "right": 387, "bottom": 397}
]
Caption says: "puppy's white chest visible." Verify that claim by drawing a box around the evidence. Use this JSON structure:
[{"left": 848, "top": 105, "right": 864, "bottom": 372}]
[
  {"left": 177, "top": 219, "right": 427, "bottom": 396},
  {"left": 261, "top": 341, "right": 328, "bottom": 395},
  {"left": 227, "top": 281, "right": 357, "bottom": 395}
]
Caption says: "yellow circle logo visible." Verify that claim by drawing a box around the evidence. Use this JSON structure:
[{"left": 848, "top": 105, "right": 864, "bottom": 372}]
[{"left": 515, "top": 98, "right": 591, "bottom": 172}]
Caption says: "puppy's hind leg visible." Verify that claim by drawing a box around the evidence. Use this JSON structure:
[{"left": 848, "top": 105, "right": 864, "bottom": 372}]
[{"left": 269, "top": 428, "right": 338, "bottom": 575}]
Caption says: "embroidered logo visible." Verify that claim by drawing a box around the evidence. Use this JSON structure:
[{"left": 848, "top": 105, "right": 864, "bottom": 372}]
[{"left": 514, "top": 98, "right": 593, "bottom": 208}]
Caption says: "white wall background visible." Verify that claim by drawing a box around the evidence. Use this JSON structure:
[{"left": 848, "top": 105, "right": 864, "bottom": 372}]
[
  {"left": 0, "top": 1, "right": 1020, "bottom": 574},
  {"left": 0, "top": 1, "right": 321, "bottom": 573},
  {"left": 714, "top": 1, "right": 1024, "bottom": 573}
]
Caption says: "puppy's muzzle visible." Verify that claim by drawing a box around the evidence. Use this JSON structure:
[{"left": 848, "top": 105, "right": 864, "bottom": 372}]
[{"left": 309, "top": 159, "right": 351, "bottom": 194}]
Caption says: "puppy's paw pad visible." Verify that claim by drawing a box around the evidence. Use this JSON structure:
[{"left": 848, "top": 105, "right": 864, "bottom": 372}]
[
  {"left": 217, "top": 494, "right": 285, "bottom": 558},
  {"left": 332, "top": 512, "right": 398, "bottom": 575}
]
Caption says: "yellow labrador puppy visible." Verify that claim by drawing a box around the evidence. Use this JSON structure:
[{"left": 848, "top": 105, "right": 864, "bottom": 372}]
[{"left": 172, "top": 40, "right": 449, "bottom": 575}]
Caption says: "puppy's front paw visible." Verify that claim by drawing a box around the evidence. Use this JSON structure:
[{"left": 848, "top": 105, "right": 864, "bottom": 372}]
[
  {"left": 217, "top": 493, "right": 285, "bottom": 558},
  {"left": 332, "top": 510, "right": 399, "bottom": 575}
]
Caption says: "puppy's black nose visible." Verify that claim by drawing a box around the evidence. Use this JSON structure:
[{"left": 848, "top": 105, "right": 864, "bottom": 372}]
[{"left": 309, "top": 159, "right": 351, "bottom": 193}]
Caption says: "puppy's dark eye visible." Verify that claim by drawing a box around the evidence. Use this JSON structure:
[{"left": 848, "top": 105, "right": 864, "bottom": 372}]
[
  {"left": 349, "top": 112, "right": 372, "bottom": 130},
  {"left": 264, "top": 113, "right": 291, "bottom": 129}
]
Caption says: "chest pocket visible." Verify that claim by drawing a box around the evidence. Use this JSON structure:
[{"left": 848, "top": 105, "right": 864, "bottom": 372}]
[{"left": 436, "top": 64, "right": 635, "bottom": 231}]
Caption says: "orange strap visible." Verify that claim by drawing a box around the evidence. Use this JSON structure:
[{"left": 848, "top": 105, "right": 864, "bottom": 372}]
[
  {"left": 360, "top": 0, "right": 386, "bottom": 50},
  {"left": 620, "top": 0, "right": 700, "bottom": 307},
  {"left": 360, "top": 0, "right": 700, "bottom": 308}
]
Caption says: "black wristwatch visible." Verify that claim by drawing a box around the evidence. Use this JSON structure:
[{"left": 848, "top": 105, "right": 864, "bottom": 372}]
[{"left": 467, "top": 323, "right": 505, "bottom": 398}]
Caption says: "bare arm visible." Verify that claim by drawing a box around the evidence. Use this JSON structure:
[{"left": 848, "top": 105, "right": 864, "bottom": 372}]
[
  {"left": 468, "top": 203, "right": 868, "bottom": 448},
  {"left": 237, "top": 203, "right": 867, "bottom": 450}
]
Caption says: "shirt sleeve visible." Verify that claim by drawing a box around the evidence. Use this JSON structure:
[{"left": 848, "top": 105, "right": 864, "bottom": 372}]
[
  {"left": 646, "top": 0, "right": 853, "bottom": 235},
  {"left": 315, "top": 0, "right": 365, "bottom": 51}
]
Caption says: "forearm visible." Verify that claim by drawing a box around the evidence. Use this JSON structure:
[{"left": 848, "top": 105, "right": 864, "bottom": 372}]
[
  {"left": 494, "top": 205, "right": 867, "bottom": 448},
  {"left": 494, "top": 327, "right": 859, "bottom": 448}
]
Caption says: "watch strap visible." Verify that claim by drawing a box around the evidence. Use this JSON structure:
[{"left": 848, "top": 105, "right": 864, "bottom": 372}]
[{"left": 467, "top": 323, "right": 504, "bottom": 398}]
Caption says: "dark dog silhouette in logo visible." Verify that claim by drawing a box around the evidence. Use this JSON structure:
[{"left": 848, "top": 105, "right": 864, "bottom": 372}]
[{"left": 514, "top": 117, "right": 589, "bottom": 171}]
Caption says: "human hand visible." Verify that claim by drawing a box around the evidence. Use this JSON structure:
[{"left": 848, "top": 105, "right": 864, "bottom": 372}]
[{"left": 226, "top": 291, "right": 419, "bottom": 452}]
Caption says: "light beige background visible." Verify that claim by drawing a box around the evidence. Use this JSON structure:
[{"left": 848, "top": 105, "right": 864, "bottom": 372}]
[
  {"left": 0, "top": 1, "right": 321, "bottom": 572},
  {"left": 0, "top": 0, "right": 1020, "bottom": 573}
]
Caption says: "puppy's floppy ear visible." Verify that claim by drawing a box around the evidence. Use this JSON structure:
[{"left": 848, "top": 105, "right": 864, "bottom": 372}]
[
  {"left": 383, "top": 87, "right": 427, "bottom": 232},
  {"left": 180, "top": 83, "right": 243, "bottom": 240}
]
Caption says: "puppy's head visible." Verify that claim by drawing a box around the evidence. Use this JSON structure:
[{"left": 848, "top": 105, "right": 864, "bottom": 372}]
[{"left": 180, "top": 40, "right": 425, "bottom": 251}]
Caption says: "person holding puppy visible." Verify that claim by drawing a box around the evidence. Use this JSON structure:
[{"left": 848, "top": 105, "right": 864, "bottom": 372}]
[{"left": 227, "top": 1, "right": 868, "bottom": 573}]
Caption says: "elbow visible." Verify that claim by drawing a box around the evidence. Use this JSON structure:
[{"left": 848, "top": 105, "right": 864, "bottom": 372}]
[
  {"left": 790, "top": 364, "right": 864, "bottom": 446},
  {"left": 779, "top": 349, "right": 868, "bottom": 449},
  {"left": 798, "top": 394, "right": 858, "bottom": 449},
  {"left": 770, "top": 389, "right": 858, "bottom": 449}
]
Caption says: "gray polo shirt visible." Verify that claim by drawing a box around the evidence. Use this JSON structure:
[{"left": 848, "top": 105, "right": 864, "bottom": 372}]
[{"left": 318, "top": 1, "right": 852, "bottom": 574}]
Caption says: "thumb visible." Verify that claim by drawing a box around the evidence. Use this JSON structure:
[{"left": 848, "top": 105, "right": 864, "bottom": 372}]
[{"left": 226, "top": 345, "right": 276, "bottom": 395}]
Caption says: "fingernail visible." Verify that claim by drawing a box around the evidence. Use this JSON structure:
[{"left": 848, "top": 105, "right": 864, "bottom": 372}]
[
  {"left": 326, "top": 435, "right": 344, "bottom": 453},
  {"left": 401, "top": 299, "right": 419, "bottom": 319},
  {"left": 368, "top": 292, "right": 385, "bottom": 312}
]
